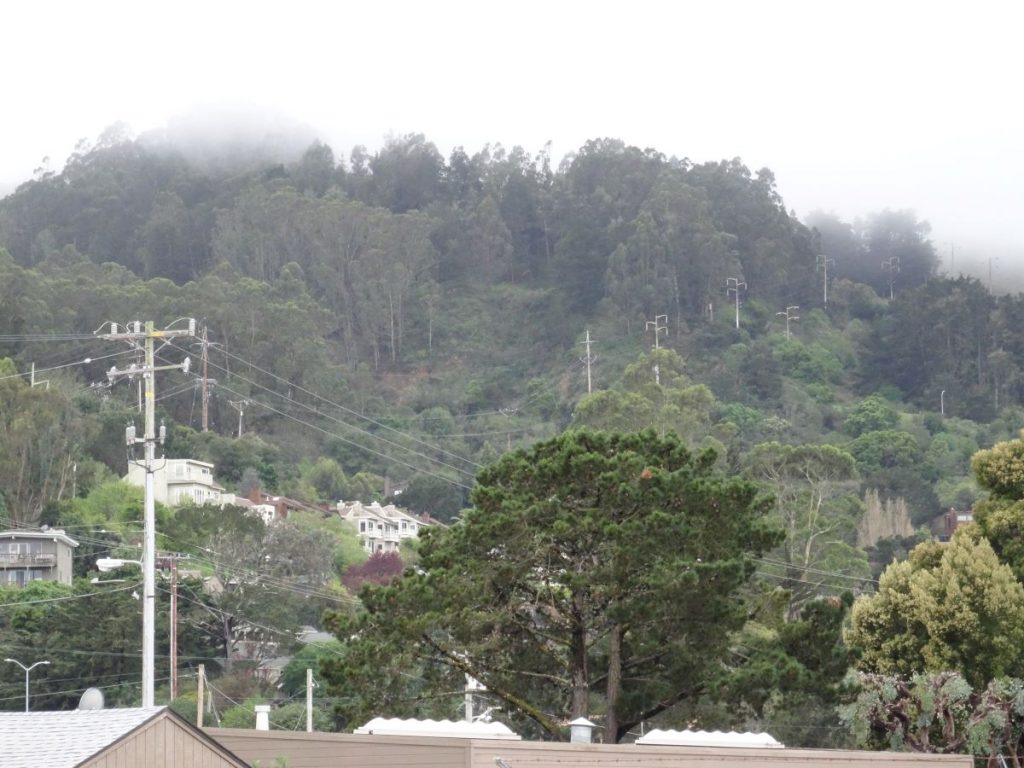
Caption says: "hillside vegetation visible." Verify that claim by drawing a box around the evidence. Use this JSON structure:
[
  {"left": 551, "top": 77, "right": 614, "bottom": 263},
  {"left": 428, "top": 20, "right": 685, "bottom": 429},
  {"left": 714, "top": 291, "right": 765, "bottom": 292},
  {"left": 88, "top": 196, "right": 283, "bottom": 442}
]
[{"left": 3, "top": 130, "right": 1024, "bottom": 747}]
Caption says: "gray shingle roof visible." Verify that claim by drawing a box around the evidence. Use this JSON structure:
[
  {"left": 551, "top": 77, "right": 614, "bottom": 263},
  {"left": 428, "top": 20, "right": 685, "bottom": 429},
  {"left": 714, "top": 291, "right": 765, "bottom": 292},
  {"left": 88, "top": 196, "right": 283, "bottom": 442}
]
[{"left": 0, "top": 706, "right": 164, "bottom": 767}]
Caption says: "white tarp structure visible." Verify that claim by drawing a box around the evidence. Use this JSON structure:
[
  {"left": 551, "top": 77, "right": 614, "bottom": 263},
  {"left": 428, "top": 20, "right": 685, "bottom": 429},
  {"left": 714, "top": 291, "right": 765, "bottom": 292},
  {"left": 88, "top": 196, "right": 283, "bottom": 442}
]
[
  {"left": 636, "top": 729, "right": 784, "bottom": 748},
  {"left": 354, "top": 717, "right": 522, "bottom": 740}
]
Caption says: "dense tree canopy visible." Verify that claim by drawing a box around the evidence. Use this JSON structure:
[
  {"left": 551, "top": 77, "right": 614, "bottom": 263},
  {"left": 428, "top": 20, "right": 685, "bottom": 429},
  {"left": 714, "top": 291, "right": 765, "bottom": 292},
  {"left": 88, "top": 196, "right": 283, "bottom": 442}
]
[
  {"left": 846, "top": 528, "right": 1024, "bottom": 688},
  {"left": 323, "top": 430, "right": 780, "bottom": 742}
]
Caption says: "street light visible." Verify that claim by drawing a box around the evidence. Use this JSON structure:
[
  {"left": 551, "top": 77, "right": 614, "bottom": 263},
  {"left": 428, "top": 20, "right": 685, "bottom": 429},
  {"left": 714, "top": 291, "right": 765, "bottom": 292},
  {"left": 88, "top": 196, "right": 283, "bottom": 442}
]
[
  {"left": 96, "top": 558, "right": 142, "bottom": 572},
  {"left": 5, "top": 658, "right": 50, "bottom": 712}
]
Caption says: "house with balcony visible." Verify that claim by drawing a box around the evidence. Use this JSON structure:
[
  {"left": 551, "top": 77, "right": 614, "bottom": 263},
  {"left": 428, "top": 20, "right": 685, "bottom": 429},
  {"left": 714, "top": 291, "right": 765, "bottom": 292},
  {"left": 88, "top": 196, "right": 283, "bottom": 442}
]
[
  {"left": 337, "top": 500, "right": 432, "bottom": 553},
  {"left": 125, "top": 458, "right": 225, "bottom": 507},
  {"left": 0, "top": 528, "right": 78, "bottom": 586}
]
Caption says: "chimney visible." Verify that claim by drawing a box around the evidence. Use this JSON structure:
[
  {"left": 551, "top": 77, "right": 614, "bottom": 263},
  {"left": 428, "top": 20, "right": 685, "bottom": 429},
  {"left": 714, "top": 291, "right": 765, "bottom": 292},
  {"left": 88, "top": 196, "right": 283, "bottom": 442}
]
[
  {"left": 569, "top": 717, "right": 596, "bottom": 744},
  {"left": 255, "top": 704, "right": 271, "bottom": 731}
]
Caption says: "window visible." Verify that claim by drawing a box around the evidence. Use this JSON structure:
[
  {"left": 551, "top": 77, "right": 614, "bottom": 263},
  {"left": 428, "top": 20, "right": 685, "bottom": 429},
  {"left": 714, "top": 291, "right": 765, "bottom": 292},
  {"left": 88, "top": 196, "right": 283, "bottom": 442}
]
[
  {"left": 401, "top": 521, "right": 407, "bottom": 531},
  {"left": 359, "top": 521, "right": 366, "bottom": 532}
]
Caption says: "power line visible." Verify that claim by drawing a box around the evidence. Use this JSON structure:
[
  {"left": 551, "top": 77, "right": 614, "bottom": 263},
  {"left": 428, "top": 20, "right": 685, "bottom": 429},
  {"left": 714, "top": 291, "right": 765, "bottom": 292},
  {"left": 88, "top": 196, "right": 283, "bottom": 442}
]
[
  {"left": 0, "top": 348, "right": 133, "bottom": 383},
  {"left": 193, "top": 339, "right": 484, "bottom": 471},
  {"left": 0, "top": 582, "right": 141, "bottom": 609},
  {"left": 186, "top": 376, "right": 475, "bottom": 492},
  {"left": 753, "top": 556, "right": 878, "bottom": 586},
  {"left": 159, "top": 343, "right": 480, "bottom": 481}
]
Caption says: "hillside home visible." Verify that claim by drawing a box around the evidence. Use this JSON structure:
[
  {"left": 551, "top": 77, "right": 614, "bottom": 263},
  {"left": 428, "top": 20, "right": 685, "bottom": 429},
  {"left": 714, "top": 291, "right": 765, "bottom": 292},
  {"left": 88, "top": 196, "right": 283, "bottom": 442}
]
[
  {"left": 337, "top": 500, "right": 431, "bottom": 553},
  {"left": 125, "top": 458, "right": 224, "bottom": 506},
  {"left": 0, "top": 528, "right": 77, "bottom": 587}
]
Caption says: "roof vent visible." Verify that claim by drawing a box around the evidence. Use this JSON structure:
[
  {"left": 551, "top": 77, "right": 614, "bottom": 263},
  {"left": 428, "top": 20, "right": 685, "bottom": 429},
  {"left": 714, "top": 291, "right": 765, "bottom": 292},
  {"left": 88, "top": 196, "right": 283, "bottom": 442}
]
[{"left": 569, "top": 717, "right": 596, "bottom": 743}]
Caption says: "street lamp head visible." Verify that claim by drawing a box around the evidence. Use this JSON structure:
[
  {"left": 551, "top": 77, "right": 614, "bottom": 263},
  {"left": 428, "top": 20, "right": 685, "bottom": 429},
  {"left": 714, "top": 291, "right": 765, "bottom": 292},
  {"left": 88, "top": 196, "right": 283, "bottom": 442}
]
[
  {"left": 96, "top": 557, "right": 142, "bottom": 572},
  {"left": 4, "top": 658, "right": 49, "bottom": 670}
]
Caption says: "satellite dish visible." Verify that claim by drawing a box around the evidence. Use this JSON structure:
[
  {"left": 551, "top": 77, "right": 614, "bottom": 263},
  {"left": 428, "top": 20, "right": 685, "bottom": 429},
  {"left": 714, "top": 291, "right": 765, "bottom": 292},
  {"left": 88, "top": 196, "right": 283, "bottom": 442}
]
[{"left": 78, "top": 687, "right": 105, "bottom": 710}]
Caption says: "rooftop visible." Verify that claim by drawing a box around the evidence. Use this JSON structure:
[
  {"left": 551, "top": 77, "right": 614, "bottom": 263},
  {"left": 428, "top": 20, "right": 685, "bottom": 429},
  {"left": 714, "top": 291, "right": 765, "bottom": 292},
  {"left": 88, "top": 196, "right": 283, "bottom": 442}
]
[{"left": 0, "top": 706, "right": 163, "bottom": 768}]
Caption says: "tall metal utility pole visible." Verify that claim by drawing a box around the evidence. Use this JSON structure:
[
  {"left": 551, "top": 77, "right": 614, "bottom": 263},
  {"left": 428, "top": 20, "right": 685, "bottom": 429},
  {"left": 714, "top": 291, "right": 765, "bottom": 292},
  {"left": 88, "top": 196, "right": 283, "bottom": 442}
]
[
  {"left": 169, "top": 555, "right": 178, "bottom": 700},
  {"left": 578, "top": 328, "right": 596, "bottom": 394},
  {"left": 98, "top": 319, "right": 194, "bottom": 707},
  {"left": 882, "top": 256, "right": 900, "bottom": 300},
  {"left": 645, "top": 315, "right": 668, "bottom": 350},
  {"left": 29, "top": 363, "right": 50, "bottom": 390},
  {"left": 645, "top": 315, "right": 667, "bottom": 385},
  {"left": 228, "top": 399, "right": 249, "bottom": 438},
  {"left": 816, "top": 254, "right": 835, "bottom": 306},
  {"left": 726, "top": 278, "right": 747, "bottom": 329},
  {"left": 776, "top": 305, "right": 800, "bottom": 339},
  {"left": 200, "top": 326, "right": 211, "bottom": 432}
]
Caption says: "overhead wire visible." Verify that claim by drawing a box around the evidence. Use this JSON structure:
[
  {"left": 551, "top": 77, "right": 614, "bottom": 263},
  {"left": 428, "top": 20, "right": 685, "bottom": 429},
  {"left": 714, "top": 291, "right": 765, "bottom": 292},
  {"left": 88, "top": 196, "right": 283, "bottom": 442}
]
[
  {"left": 0, "top": 347, "right": 135, "bottom": 383},
  {"left": 154, "top": 344, "right": 480, "bottom": 485},
  {"left": 188, "top": 375, "right": 475, "bottom": 493},
  {"left": 175, "top": 339, "right": 484, "bottom": 472},
  {"left": 753, "top": 556, "right": 879, "bottom": 586},
  {"left": 153, "top": 529, "right": 359, "bottom": 607},
  {"left": 0, "top": 582, "right": 141, "bottom": 608}
]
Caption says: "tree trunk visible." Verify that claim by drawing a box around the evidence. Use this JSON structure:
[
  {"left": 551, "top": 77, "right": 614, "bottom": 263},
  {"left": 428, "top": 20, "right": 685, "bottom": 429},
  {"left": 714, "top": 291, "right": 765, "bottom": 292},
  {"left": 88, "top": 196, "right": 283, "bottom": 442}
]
[
  {"left": 604, "top": 622, "right": 624, "bottom": 743},
  {"left": 570, "top": 591, "right": 589, "bottom": 719}
]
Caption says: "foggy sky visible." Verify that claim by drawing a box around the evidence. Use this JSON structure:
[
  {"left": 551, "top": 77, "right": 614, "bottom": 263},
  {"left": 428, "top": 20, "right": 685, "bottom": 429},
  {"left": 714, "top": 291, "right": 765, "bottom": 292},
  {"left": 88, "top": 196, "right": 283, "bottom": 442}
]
[{"left": 3, "top": 0, "right": 1022, "bottom": 269}]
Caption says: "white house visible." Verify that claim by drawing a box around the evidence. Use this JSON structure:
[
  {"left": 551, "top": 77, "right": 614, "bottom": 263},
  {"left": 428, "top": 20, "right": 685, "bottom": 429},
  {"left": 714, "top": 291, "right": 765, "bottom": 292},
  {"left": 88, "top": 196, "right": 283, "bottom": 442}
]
[
  {"left": 337, "top": 500, "right": 431, "bottom": 553},
  {"left": 126, "top": 458, "right": 224, "bottom": 507},
  {"left": 123, "top": 460, "right": 275, "bottom": 522}
]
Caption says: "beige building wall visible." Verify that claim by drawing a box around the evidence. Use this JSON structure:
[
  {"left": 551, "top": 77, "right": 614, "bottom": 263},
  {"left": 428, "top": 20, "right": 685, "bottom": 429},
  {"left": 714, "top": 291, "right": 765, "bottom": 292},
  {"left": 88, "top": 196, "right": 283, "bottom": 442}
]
[
  {"left": 86, "top": 715, "right": 246, "bottom": 768},
  {"left": 207, "top": 729, "right": 974, "bottom": 768}
]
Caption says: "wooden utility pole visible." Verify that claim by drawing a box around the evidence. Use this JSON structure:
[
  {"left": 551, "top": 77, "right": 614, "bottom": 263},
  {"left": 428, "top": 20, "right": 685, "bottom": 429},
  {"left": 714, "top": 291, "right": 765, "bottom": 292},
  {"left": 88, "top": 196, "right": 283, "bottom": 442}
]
[{"left": 197, "top": 664, "right": 205, "bottom": 727}]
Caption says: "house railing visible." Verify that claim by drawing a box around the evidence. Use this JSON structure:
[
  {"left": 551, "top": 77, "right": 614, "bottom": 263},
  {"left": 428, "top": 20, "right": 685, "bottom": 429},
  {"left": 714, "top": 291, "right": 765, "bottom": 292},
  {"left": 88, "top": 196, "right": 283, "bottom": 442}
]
[{"left": 0, "top": 553, "right": 56, "bottom": 566}]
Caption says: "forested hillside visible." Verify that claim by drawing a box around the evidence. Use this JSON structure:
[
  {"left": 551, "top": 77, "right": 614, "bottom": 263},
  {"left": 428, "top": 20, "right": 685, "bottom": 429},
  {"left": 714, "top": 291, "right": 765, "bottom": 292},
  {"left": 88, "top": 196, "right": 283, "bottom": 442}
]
[
  {"left": 3, "top": 129, "right": 1024, "bottom": 748},
  {"left": 1, "top": 131, "right": 1019, "bottom": 520}
]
